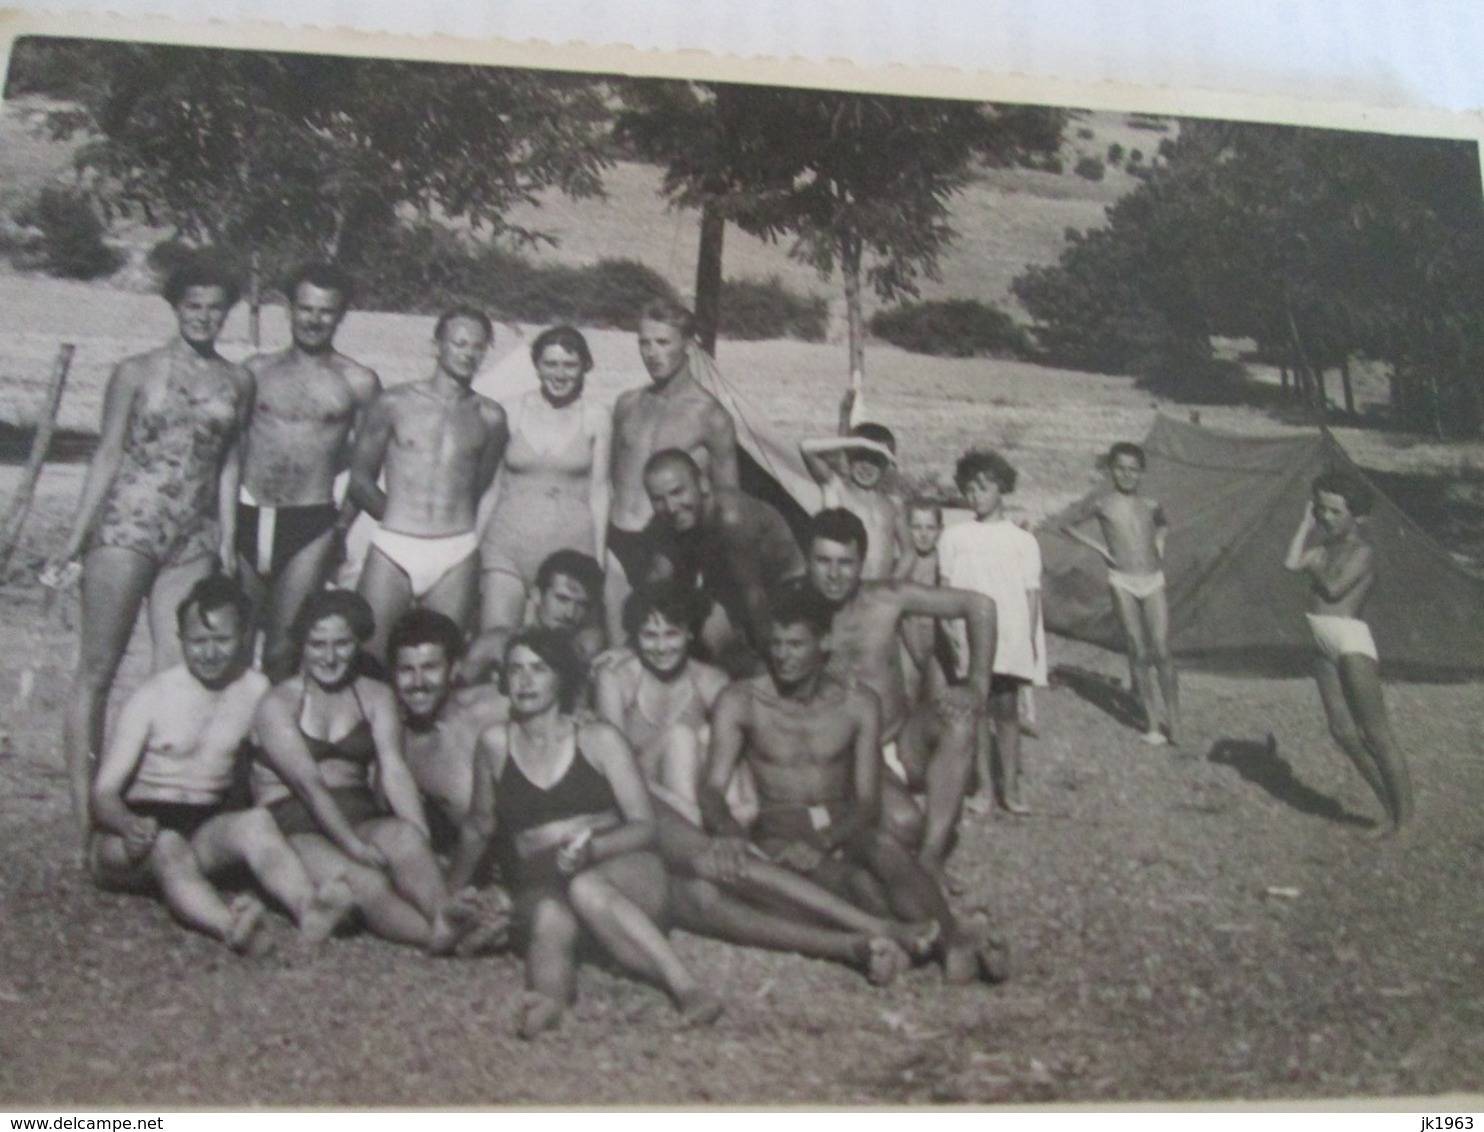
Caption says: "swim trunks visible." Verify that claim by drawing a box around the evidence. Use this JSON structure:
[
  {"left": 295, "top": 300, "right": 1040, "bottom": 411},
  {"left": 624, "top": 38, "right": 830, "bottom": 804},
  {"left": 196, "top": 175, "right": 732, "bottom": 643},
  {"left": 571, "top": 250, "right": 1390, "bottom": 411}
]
[
  {"left": 1305, "top": 613, "right": 1379, "bottom": 663},
  {"left": 129, "top": 800, "right": 222, "bottom": 840},
  {"left": 269, "top": 786, "right": 383, "bottom": 837},
  {"left": 751, "top": 800, "right": 852, "bottom": 862},
  {"left": 368, "top": 528, "right": 479, "bottom": 598},
  {"left": 1108, "top": 568, "right": 1166, "bottom": 599},
  {"left": 236, "top": 487, "right": 339, "bottom": 577},
  {"left": 606, "top": 522, "right": 658, "bottom": 584}
]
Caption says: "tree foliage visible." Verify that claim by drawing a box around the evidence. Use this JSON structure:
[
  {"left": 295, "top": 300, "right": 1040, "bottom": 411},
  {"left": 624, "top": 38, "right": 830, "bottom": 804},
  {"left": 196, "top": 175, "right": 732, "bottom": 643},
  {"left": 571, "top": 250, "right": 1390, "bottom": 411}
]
[
  {"left": 11, "top": 37, "right": 611, "bottom": 313},
  {"left": 1013, "top": 119, "right": 1484, "bottom": 435},
  {"left": 619, "top": 81, "right": 1063, "bottom": 378}
]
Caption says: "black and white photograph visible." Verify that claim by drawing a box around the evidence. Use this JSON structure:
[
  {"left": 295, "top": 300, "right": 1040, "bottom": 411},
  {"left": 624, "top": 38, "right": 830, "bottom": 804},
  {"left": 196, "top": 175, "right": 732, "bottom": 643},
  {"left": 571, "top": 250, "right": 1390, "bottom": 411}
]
[{"left": 1, "top": 13, "right": 1482, "bottom": 1109}]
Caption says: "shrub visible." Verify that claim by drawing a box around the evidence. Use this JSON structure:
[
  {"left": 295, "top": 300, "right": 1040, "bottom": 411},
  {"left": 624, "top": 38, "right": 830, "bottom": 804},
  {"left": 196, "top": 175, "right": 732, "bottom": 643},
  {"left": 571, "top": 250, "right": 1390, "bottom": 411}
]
[
  {"left": 870, "top": 299, "right": 1031, "bottom": 359},
  {"left": 24, "top": 187, "right": 120, "bottom": 279},
  {"left": 1074, "top": 156, "right": 1106, "bottom": 182},
  {"left": 1107, "top": 142, "right": 1125, "bottom": 164},
  {"left": 718, "top": 276, "right": 827, "bottom": 341}
]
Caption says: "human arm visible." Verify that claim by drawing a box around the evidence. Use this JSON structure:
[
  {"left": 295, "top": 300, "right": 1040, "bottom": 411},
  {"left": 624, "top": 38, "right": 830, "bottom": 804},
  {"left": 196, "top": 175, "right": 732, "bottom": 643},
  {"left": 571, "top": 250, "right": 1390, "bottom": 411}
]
[
  {"left": 1152, "top": 500, "right": 1169, "bottom": 562},
  {"left": 89, "top": 682, "right": 157, "bottom": 851},
  {"left": 55, "top": 361, "right": 140, "bottom": 563},
  {"left": 592, "top": 660, "right": 631, "bottom": 731},
  {"left": 252, "top": 690, "right": 387, "bottom": 867},
  {"left": 1283, "top": 504, "right": 1321, "bottom": 572},
  {"left": 1056, "top": 494, "right": 1116, "bottom": 565},
  {"left": 445, "top": 735, "right": 495, "bottom": 891},
  {"left": 215, "top": 369, "right": 254, "bottom": 576},
  {"left": 798, "top": 436, "right": 848, "bottom": 486},
  {"left": 588, "top": 404, "right": 613, "bottom": 561},
  {"left": 364, "top": 682, "right": 430, "bottom": 839},
  {"left": 895, "top": 581, "right": 997, "bottom": 706},
  {"left": 346, "top": 392, "right": 393, "bottom": 521},
  {"left": 698, "top": 684, "right": 749, "bottom": 841},
  {"left": 334, "top": 367, "right": 384, "bottom": 533},
  {"left": 703, "top": 403, "right": 740, "bottom": 492},
  {"left": 817, "top": 688, "right": 882, "bottom": 853},
  {"left": 473, "top": 400, "right": 509, "bottom": 502}
]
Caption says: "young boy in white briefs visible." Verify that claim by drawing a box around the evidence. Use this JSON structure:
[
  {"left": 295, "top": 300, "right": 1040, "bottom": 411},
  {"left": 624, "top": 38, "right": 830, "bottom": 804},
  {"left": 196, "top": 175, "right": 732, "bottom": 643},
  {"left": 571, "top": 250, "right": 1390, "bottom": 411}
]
[{"left": 1058, "top": 441, "right": 1180, "bottom": 745}]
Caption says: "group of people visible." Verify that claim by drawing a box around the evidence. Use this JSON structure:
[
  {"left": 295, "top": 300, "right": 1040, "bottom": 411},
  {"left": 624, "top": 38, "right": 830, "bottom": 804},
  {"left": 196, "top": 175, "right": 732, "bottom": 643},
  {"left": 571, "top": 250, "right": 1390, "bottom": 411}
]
[{"left": 43, "top": 255, "right": 1412, "bottom": 1038}]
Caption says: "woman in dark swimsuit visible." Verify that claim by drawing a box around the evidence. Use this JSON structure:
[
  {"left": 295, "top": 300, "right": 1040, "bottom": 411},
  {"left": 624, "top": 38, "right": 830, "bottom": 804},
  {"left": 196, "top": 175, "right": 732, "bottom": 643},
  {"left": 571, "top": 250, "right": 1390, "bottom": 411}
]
[
  {"left": 52, "top": 262, "right": 255, "bottom": 848},
  {"left": 251, "top": 590, "right": 482, "bottom": 953},
  {"left": 476, "top": 627, "right": 723, "bottom": 1039}
]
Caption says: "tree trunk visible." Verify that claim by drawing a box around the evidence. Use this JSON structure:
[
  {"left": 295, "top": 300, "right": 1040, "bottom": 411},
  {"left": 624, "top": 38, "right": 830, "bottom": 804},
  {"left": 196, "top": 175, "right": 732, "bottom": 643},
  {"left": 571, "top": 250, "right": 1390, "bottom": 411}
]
[
  {"left": 1284, "top": 302, "right": 1324, "bottom": 423},
  {"left": 1338, "top": 357, "right": 1356, "bottom": 419},
  {"left": 247, "top": 247, "right": 262, "bottom": 350},
  {"left": 694, "top": 201, "right": 725, "bottom": 358},
  {"left": 1279, "top": 363, "right": 1289, "bottom": 396},
  {"left": 841, "top": 232, "right": 865, "bottom": 393},
  {"left": 0, "top": 344, "right": 75, "bottom": 572}
]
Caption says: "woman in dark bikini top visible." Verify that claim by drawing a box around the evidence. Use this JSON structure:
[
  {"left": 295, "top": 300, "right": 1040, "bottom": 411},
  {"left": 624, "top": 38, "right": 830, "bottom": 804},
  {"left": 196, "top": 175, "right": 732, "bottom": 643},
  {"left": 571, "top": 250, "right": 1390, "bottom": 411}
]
[
  {"left": 252, "top": 589, "right": 484, "bottom": 955},
  {"left": 477, "top": 626, "right": 723, "bottom": 1039}
]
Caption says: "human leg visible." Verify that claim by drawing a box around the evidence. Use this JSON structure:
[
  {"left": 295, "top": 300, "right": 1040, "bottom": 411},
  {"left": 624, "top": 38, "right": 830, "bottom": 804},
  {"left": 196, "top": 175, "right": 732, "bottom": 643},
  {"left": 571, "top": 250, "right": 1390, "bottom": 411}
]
[
  {"left": 1110, "top": 583, "right": 1161, "bottom": 741},
  {"left": 421, "top": 550, "right": 481, "bottom": 642},
  {"left": 64, "top": 547, "right": 155, "bottom": 847},
  {"left": 1312, "top": 657, "right": 1389, "bottom": 814},
  {"left": 603, "top": 546, "right": 633, "bottom": 651},
  {"left": 902, "top": 705, "right": 976, "bottom": 870},
  {"left": 358, "top": 816, "right": 479, "bottom": 952},
  {"left": 290, "top": 832, "right": 434, "bottom": 947},
  {"left": 356, "top": 545, "right": 414, "bottom": 664},
  {"left": 479, "top": 568, "right": 528, "bottom": 636},
  {"left": 519, "top": 894, "right": 581, "bottom": 1038},
  {"left": 260, "top": 525, "right": 341, "bottom": 682},
  {"left": 990, "top": 684, "right": 1030, "bottom": 813},
  {"left": 1143, "top": 588, "right": 1180, "bottom": 743},
  {"left": 1337, "top": 654, "right": 1413, "bottom": 829},
  {"left": 193, "top": 809, "right": 353, "bottom": 943},
  {"left": 568, "top": 851, "right": 721, "bottom": 1021},
  {"left": 146, "top": 828, "right": 267, "bottom": 952}
]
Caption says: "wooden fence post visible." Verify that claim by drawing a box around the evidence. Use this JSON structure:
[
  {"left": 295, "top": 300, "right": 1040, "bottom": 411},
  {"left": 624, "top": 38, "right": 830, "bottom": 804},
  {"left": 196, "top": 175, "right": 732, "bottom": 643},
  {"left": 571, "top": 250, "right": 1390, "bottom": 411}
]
[{"left": 0, "top": 343, "right": 77, "bottom": 574}]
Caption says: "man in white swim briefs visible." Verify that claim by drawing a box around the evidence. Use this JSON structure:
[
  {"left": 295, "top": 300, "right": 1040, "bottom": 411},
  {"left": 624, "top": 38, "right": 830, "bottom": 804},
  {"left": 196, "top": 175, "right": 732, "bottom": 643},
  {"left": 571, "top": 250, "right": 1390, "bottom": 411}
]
[
  {"left": 1059, "top": 441, "right": 1180, "bottom": 745},
  {"left": 349, "top": 305, "right": 509, "bottom": 664},
  {"left": 1284, "top": 469, "right": 1412, "bottom": 834}
]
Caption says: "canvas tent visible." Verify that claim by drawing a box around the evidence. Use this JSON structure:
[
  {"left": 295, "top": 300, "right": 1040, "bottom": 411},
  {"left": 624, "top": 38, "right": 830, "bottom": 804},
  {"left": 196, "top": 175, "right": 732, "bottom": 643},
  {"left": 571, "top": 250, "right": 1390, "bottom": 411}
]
[{"left": 1038, "top": 416, "right": 1484, "bottom": 678}]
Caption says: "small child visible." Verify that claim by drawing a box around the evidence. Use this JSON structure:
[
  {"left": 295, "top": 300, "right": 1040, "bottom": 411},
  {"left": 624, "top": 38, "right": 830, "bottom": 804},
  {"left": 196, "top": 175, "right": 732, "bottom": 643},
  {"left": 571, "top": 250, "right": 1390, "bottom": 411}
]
[
  {"left": 899, "top": 498, "right": 944, "bottom": 703},
  {"left": 937, "top": 449, "right": 1044, "bottom": 814},
  {"left": 1058, "top": 442, "right": 1180, "bottom": 745},
  {"left": 800, "top": 389, "right": 909, "bottom": 580}
]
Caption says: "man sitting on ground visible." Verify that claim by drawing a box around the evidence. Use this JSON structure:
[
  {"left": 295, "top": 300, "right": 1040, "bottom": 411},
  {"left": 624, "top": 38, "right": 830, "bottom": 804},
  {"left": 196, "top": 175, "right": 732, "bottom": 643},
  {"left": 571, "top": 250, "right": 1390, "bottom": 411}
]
[
  {"left": 89, "top": 575, "right": 355, "bottom": 954},
  {"left": 699, "top": 581, "right": 1007, "bottom": 985},
  {"left": 462, "top": 548, "right": 606, "bottom": 682}
]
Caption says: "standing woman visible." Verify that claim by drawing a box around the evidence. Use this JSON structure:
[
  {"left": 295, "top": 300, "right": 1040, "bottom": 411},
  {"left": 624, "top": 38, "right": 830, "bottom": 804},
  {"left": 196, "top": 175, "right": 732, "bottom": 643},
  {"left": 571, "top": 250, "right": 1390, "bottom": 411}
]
[
  {"left": 479, "top": 325, "right": 611, "bottom": 639},
  {"left": 52, "top": 262, "right": 254, "bottom": 848},
  {"left": 1283, "top": 471, "right": 1413, "bottom": 833},
  {"left": 478, "top": 627, "right": 722, "bottom": 1039}
]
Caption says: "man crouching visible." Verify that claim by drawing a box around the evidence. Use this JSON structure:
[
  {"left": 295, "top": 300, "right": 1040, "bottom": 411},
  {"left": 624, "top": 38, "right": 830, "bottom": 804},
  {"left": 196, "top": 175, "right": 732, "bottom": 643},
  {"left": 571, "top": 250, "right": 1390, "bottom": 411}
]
[
  {"left": 89, "top": 575, "right": 354, "bottom": 953},
  {"left": 698, "top": 581, "right": 1008, "bottom": 985}
]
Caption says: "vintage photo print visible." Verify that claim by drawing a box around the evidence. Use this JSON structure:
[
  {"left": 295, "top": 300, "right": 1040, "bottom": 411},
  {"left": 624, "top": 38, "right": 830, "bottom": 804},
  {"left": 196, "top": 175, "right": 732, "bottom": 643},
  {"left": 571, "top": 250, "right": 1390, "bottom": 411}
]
[{"left": 1, "top": 10, "right": 1482, "bottom": 1109}]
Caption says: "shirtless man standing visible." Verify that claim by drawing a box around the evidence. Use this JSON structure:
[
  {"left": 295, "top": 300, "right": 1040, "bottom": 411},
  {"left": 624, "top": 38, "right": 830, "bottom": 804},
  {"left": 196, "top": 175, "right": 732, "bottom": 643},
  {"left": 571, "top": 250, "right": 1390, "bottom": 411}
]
[
  {"left": 605, "top": 298, "right": 740, "bottom": 643},
  {"left": 643, "top": 448, "right": 805, "bottom": 675},
  {"left": 699, "top": 582, "right": 1007, "bottom": 984},
  {"left": 1059, "top": 442, "right": 1179, "bottom": 745},
  {"left": 239, "top": 264, "right": 381, "bottom": 680},
  {"left": 90, "top": 575, "right": 355, "bottom": 953},
  {"left": 803, "top": 509, "right": 996, "bottom": 878},
  {"left": 1284, "top": 471, "right": 1413, "bottom": 833},
  {"left": 350, "top": 306, "right": 508, "bottom": 662}
]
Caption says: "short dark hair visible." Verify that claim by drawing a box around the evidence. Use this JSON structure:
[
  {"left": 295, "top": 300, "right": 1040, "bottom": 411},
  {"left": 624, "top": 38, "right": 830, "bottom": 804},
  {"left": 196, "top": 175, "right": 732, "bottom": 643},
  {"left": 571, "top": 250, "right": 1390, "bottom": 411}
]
[
  {"left": 906, "top": 497, "right": 943, "bottom": 524},
  {"left": 286, "top": 262, "right": 353, "bottom": 310},
  {"left": 768, "top": 579, "right": 833, "bottom": 637},
  {"left": 849, "top": 422, "right": 897, "bottom": 455},
  {"left": 433, "top": 304, "right": 493, "bottom": 343},
  {"left": 529, "top": 325, "right": 593, "bottom": 372},
  {"left": 955, "top": 448, "right": 1018, "bottom": 494},
  {"left": 175, "top": 574, "right": 250, "bottom": 634},
  {"left": 638, "top": 297, "right": 696, "bottom": 339},
  {"left": 1313, "top": 469, "right": 1375, "bottom": 517},
  {"left": 162, "top": 257, "right": 242, "bottom": 309},
  {"left": 535, "top": 549, "right": 604, "bottom": 601},
  {"left": 643, "top": 447, "right": 702, "bottom": 484},
  {"left": 499, "top": 627, "right": 587, "bottom": 713},
  {"left": 388, "top": 608, "right": 465, "bottom": 665},
  {"left": 622, "top": 581, "right": 710, "bottom": 642},
  {"left": 1108, "top": 441, "right": 1146, "bottom": 469},
  {"left": 807, "top": 507, "right": 869, "bottom": 559},
  {"left": 290, "top": 589, "right": 376, "bottom": 657}
]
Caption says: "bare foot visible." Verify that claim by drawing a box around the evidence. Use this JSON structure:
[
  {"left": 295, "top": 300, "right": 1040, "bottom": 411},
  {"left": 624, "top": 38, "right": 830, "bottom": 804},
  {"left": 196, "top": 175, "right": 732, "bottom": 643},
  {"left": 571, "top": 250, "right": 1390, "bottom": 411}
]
[
  {"left": 1000, "top": 798, "right": 1033, "bottom": 816},
  {"left": 863, "top": 937, "right": 911, "bottom": 987},
  {"left": 225, "top": 893, "right": 272, "bottom": 957},
  {"left": 300, "top": 876, "right": 356, "bottom": 945},
  {"left": 942, "top": 930, "right": 979, "bottom": 985},
  {"left": 428, "top": 887, "right": 483, "bottom": 956},
  {"left": 676, "top": 989, "right": 725, "bottom": 1029},
  {"left": 455, "top": 887, "right": 514, "bottom": 958},
  {"left": 883, "top": 918, "right": 940, "bottom": 960},
  {"left": 963, "top": 794, "right": 994, "bottom": 817},
  {"left": 516, "top": 992, "right": 564, "bottom": 1041}
]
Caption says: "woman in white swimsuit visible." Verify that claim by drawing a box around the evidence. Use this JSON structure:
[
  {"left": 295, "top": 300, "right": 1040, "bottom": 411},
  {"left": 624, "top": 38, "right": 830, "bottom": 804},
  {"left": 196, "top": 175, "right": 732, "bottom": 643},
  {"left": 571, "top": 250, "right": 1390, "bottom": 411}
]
[{"left": 479, "top": 325, "right": 611, "bottom": 640}]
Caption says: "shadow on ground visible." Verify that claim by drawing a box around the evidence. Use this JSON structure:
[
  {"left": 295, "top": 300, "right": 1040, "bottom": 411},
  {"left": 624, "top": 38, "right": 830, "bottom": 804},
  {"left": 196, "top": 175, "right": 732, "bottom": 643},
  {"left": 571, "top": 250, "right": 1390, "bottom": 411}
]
[
  {"left": 1207, "top": 736, "right": 1374, "bottom": 828},
  {"left": 1053, "top": 664, "right": 1145, "bottom": 732}
]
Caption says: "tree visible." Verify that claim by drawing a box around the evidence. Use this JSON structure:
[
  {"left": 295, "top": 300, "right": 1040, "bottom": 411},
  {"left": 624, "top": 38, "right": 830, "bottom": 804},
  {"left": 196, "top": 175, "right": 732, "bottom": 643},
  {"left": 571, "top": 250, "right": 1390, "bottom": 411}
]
[
  {"left": 17, "top": 38, "right": 611, "bottom": 339},
  {"left": 619, "top": 81, "right": 1063, "bottom": 384}
]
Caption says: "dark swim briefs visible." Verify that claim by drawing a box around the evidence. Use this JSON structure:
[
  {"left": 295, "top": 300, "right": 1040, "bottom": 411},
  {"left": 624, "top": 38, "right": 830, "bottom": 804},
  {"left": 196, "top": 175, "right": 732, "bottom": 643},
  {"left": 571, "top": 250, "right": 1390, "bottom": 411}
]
[
  {"left": 129, "top": 800, "right": 224, "bottom": 840},
  {"left": 236, "top": 500, "right": 339, "bottom": 577},
  {"left": 606, "top": 522, "right": 659, "bottom": 584},
  {"left": 268, "top": 786, "right": 383, "bottom": 837},
  {"left": 750, "top": 801, "right": 855, "bottom": 863}
]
